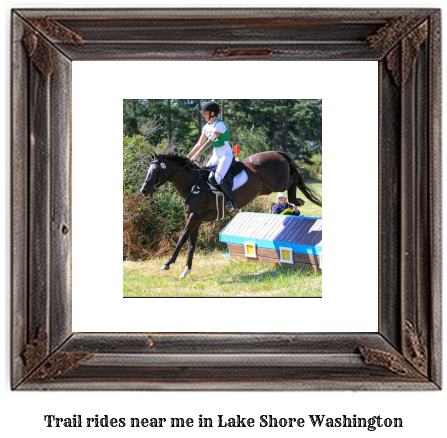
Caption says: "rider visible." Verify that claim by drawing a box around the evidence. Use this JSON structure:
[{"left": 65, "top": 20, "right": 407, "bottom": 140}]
[{"left": 187, "top": 101, "right": 237, "bottom": 211}]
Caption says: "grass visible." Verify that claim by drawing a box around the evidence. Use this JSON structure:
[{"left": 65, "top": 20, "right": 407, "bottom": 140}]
[
  {"left": 124, "top": 251, "right": 322, "bottom": 297},
  {"left": 123, "top": 182, "right": 322, "bottom": 298}
]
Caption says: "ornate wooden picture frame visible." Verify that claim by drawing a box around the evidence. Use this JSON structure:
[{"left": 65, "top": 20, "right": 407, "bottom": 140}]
[{"left": 11, "top": 8, "right": 441, "bottom": 390}]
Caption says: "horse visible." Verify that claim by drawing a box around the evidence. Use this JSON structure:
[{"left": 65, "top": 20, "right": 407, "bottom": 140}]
[{"left": 140, "top": 150, "right": 322, "bottom": 278}]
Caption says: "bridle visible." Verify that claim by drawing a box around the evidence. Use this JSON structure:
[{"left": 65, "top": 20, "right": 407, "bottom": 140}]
[
  {"left": 143, "top": 156, "right": 197, "bottom": 193},
  {"left": 143, "top": 154, "right": 217, "bottom": 207},
  {"left": 143, "top": 157, "right": 170, "bottom": 192}
]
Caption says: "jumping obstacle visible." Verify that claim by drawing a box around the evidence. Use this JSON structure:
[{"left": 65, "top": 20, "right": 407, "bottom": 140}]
[{"left": 219, "top": 212, "right": 322, "bottom": 272}]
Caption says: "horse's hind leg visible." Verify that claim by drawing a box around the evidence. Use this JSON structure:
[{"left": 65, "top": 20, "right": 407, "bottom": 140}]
[
  {"left": 287, "top": 171, "right": 301, "bottom": 205},
  {"left": 287, "top": 180, "right": 298, "bottom": 205},
  {"left": 287, "top": 172, "right": 306, "bottom": 207},
  {"left": 161, "top": 213, "right": 201, "bottom": 272},
  {"left": 179, "top": 226, "right": 200, "bottom": 279}
]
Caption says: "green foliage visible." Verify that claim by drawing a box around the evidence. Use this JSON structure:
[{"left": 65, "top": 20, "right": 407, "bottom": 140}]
[
  {"left": 123, "top": 99, "right": 322, "bottom": 160},
  {"left": 227, "top": 99, "right": 322, "bottom": 161},
  {"left": 235, "top": 126, "right": 271, "bottom": 159},
  {"left": 123, "top": 134, "right": 155, "bottom": 195},
  {"left": 301, "top": 165, "right": 320, "bottom": 183},
  {"left": 152, "top": 185, "right": 185, "bottom": 236},
  {"left": 310, "top": 153, "right": 322, "bottom": 174},
  {"left": 123, "top": 134, "right": 188, "bottom": 258},
  {"left": 300, "top": 153, "right": 322, "bottom": 182},
  {"left": 123, "top": 99, "right": 207, "bottom": 153}
]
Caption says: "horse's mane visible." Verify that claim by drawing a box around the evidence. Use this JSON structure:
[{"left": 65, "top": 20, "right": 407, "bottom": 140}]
[{"left": 157, "top": 151, "right": 201, "bottom": 170}]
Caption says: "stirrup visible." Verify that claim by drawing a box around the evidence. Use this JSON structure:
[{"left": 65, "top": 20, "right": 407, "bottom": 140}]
[{"left": 225, "top": 201, "right": 238, "bottom": 211}]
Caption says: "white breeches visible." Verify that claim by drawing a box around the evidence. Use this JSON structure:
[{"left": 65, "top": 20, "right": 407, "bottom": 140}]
[{"left": 206, "top": 144, "right": 233, "bottom": 184}]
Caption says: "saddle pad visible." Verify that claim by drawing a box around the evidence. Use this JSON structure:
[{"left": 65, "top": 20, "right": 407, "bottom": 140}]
[
  {"left": 207, "top": 170, "right": 248, "bottom": 192},
  {"left": 232, "top": 169, "right": 248, "bottom": 191}
]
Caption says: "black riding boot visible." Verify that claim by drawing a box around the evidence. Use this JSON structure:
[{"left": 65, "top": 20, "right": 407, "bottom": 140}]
[{"left": 218, "top": 178, "right": 238, "bottom": 211}]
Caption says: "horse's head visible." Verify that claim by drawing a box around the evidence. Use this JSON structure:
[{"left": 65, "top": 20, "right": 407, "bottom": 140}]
[{"left": 140, "top": 153, "right": 169, "bottom": 197}]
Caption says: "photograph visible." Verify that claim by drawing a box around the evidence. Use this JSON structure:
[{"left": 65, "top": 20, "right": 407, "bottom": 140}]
[
  {"left": 123, "top": 99, "right": 323, "bottom": 297},
  {"left": 5, "top": 6, "right": 443, "bottom": 434}
]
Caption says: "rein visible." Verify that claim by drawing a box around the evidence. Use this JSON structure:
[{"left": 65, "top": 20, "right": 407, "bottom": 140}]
[
  {"left": 147, "top": 156, "right": 212, "bottom": 204},
  {"left": 143, "top": 154, "right": 226, "bottom": 220}
]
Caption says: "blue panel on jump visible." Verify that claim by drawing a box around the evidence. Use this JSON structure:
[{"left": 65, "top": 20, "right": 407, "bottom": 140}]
[{"left": 219, "top": 212, "right": 322, "bottom": 256}]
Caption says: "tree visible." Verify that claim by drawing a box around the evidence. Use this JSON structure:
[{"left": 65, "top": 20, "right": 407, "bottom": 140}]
[
  {"left": 245, "top": 99, "right": 322, "bottom": 161},
  {"left": 123, "top": 99, "right": 322, "bottom": 161}
]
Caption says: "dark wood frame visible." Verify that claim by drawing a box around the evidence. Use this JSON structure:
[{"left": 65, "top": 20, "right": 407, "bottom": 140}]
[{"left": 11, "top": 8, "right": 441, "bottom": 390}]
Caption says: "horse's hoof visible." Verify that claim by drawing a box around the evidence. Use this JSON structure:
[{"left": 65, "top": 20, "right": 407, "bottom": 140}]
[
  {"left": 160, "top": 265, "right": 170, "bottom": 271},
  {"left": 179, "top": 268, "right": 191, "bottom": 279}
]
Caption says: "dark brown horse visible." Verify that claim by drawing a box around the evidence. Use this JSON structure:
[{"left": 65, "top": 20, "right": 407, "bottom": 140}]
[{"left": 141, "top": 150, "right": 322, "bottom": 278}]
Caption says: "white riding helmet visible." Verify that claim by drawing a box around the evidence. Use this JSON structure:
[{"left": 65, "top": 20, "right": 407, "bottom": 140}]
[{"left": 277, "top": 192, "right": 287, "bottom": 199}]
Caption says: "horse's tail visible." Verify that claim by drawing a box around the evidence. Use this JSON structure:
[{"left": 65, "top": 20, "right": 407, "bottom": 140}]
[
  {"left": 276, "top": 151, "right": 322, "bottom": 207},
  {"left": 293, "top": 168, "right": 322, "bottom": 207}
]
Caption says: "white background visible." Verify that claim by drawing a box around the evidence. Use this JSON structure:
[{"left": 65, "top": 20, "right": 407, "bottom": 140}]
[
  {"left": 72, "top": 60, "right": 378, "bottom": 332},
  {"left": 2, "top": 1, "right": 445, "bottom": 438}
]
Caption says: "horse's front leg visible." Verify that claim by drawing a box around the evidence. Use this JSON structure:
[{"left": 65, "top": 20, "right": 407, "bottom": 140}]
[
  {"left": 179, "top": 226, "right": 200, "bottom": 279},
  {"left": 160, "top": 213, "right": 201, "bottom": 272}
]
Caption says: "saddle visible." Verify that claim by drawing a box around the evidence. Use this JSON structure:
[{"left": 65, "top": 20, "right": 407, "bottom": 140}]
[
  {"left": 228, "top": 157, "right": 245, "bottom": 184},
  {"left": 205, "top": 156, "right": 245, "bottom": 189},
  {"left": 186, "top": 157, "right": 245, "bottom": 220}
]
